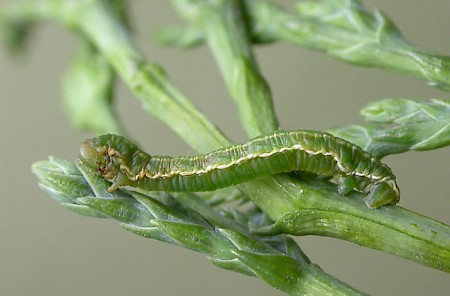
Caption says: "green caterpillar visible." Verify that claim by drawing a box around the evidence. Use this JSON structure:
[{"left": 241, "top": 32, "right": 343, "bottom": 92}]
[{"left": 79, "top": 130, "right": 400, "bottom": 208}]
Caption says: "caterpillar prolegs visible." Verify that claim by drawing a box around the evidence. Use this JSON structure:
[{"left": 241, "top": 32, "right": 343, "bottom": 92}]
[{"left": 79, "top": 130, "right": 400, "bottom": 208}]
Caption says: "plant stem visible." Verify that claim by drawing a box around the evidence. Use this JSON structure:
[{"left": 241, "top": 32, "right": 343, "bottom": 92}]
[
  {"left": 246, "top": 0, "right": 450, "bottom": 91},
  {"left": 171, "top": 0, "right": 279, "bottom": 136},
  {"left": 254, "top": 177, "right": 450, "bottom": 273}
]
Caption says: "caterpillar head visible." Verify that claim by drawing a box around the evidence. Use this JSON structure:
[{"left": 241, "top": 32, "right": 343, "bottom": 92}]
[
  {"left": 79, "top": 134, "right": 137, "bottom": 182},
  {"left": 79, "top": 138, "right": 111, "bottom": 176}
]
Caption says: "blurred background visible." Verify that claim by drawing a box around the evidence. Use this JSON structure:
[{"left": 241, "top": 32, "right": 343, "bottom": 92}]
[{"left": 0, "top": 0, "right": 449, "bottom": 295}]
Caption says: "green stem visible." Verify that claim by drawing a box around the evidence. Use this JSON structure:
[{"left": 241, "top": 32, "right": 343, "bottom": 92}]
[
  {"left": 255, "top": 177, "right": 450, "bottom": 272},
  {"left": 63, "top": 0, "right": 230, "bottom": 153},
  {"left": 246, "top": 1, "right": 450, "bottom": 91},
  {"left": 1, "top": 1, "right": 222, "bottom": 147},
  {"left": 171, "top": 0, "right": 278, "bottom": 136},
  {"left": 233, "top": 250, "right": 366, "bottom": 296}
]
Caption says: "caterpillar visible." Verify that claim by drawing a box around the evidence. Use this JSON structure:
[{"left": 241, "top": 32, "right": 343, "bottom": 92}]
[{"left": 79, "top": 130, "right": 400, "bottom": 208}]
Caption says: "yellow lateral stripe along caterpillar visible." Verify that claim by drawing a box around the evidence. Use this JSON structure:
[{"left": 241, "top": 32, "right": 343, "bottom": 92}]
[{"left": 79, "top": 130, "right": 400, "bottom": 208}]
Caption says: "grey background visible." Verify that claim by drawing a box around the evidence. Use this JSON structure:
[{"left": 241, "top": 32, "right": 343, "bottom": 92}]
[{"left": 1, "top": 0, "right": 449, "bottom": 295}]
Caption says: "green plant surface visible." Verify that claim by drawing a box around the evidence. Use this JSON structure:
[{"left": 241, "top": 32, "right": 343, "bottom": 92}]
[
  {"left": 158, "top": 0, "right": 450, "bottom": 91},
  {"left": 2, "top": 0, "right": 449, "bottom": 295},
  {"left": 62, "top": 39, "right": 123, "bottom": 135},
  {"left": 329, "top": 98, "right": 450, "bottom": 157},
  {"left": 170, "top": 0, "right": 278, "bottom": 137},
  {"left": 32, "top": 157, "right": 365, "bottom": 296}
]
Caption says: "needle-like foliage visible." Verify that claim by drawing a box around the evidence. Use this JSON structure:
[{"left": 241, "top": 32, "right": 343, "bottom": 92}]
[{"left": 2, "top": 0, "right": 449, "bottom": 294}]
